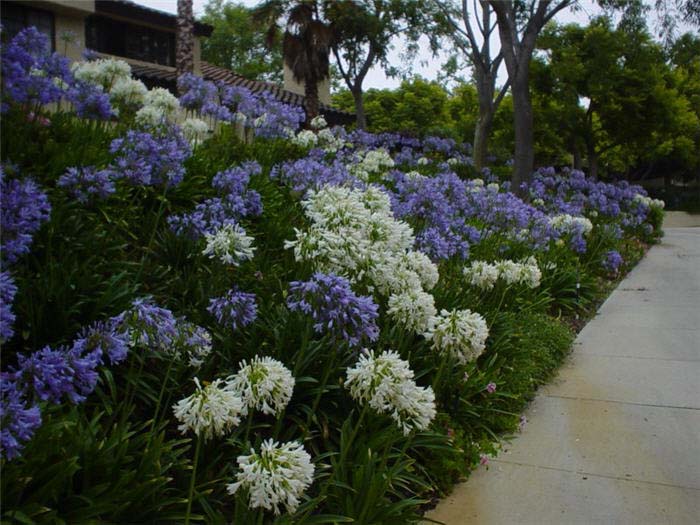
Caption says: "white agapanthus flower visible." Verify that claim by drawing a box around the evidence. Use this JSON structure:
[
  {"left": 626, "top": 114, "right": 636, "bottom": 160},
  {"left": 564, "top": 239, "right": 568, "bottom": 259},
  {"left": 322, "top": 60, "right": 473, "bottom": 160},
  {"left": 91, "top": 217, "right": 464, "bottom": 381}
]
[
  {"left": 292, "top": 129, "right": 318, "bottom": 148},
  {"left": 227, "top": 439, "right": 314, "bottom": 515},
  {"left": 463, "top": 261, "right": 500, "bottom": 290},
  {"left": 464, "top": 258, "right": 541, "bottom": 290},
  {"left": 72, "top": 58, "right": 131, "bottom": 90},
  {"left": 181, "top": 118, "right": 209, "bottom": 144},
  {"left": 286, "top": 185, "right": 438, "bottom": 303},
  {"left": 387, "top": 289, "right": 437, "bottom": 334},
  {"left": 227, "top": 356, "right": 295, "bottom": 416},
  {"left": 405, "top": 170, "right": 427, "bottom": 181},
  {"left": 403, "top": 251, "right": 439, "bottom": 291},
  {"left": 550, "top": 214, "right": 594, "bottom": 236},
  {"left": 135, "top": 105, "right": 167, "bottom": 127},
  {"left": 173, "top": 378, "right": 244, "bottom": 440},
  {"left": 143, "top": 87, "right": 180, "bottom": 115},
  {"left": 345, "top": 349, "right": 436, "bottom": 435},
  {"left": 425, "top": 309, "right": 489, "bottom": 364},
  {"left": 487, "top": 182, "right": 500, "bottom": 192},
  {"left": 310, "top": 115, "right": 327, "bottom": 129},
  {"left": 316, "top": 128, "right": 344, "bottom": 152},
  {"left": 109, "top": 77, "right": 147, "bottom": 107},
  {"left": 203, "top": 223, "right": 256, "bottom": 266},
  {"left": 495, "top": 260, "right": 522, "bottom": 285},
  {"left": 518, "top": 256, "right": 542, "bottom": 288},
  {"left": 633, "top": 194, "right": 665, "bottom": 209},
  {"left": 417, "top": 156, "right": 430, "bottom": 166}
]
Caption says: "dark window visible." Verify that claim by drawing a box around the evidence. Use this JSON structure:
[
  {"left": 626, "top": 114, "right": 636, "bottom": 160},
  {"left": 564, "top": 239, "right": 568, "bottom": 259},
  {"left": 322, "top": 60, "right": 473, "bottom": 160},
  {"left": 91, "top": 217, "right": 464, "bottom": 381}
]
[
  {"left": 85, "top": 15, "right": 175, "bottom": 66},
  {"left": 0, "top": 2, "right": 55, "bottom": 49}
]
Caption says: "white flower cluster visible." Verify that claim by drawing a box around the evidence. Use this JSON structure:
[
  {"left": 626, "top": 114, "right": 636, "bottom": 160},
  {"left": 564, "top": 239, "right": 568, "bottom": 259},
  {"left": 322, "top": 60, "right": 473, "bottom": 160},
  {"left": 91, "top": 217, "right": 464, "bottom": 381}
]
[
  {"left": 286, "top": 186, "right": 440, "bottom": 333},
  {"left": 348, "top": 148, "right": 395, "bottom": 181},
  {"left": 425, "top": 309, "right": 489, "bottom": 364},
  {"left": 72, "top": 58, "right": 131, "bottom": 90},
  {"left": 227, "top": 439, "right": 314, "bottom": 515},
  {"left": 633, "top": 194, "right": 665, "bottom": 209},
  {"left": 463, "top": 257, "right": 542, "bottom": 290},
  {"left": 181, "top": 117, "right": 209, "bottom": 144},
  {"left": 310, "top": 115, "right": 327, "bottom": 129},
  {"left": 173, "top": 378, "right": 243, "bottom": 440},
  {"left": 345, "top": 350, "right": 436, "bottom": 435},
  {"left": 549, "top": 214, "right": 594, "bottom": 236},
  {"left": 291, "top": 129, "right": 318, "bottom": 148},
  {"left": 387, "top": 289, "right": 437, "bottom": 334},
  {"left": 227, "top": 356, "right": 295, "bottom": 416},
  {"left": 135, "top": 87, "right": 180, "bottom": 126},
  {"left": 203, "top": 223, "right": 256, "bottom": 266},
  {"left": 110, "top": 77, "right": 148, "bottom": 107}
]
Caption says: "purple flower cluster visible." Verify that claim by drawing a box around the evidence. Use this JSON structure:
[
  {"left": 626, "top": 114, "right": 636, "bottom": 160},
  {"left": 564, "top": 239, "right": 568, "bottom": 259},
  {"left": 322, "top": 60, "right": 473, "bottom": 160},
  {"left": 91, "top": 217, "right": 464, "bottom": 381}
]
[
  {"left": 528, "top": 168, "right": 650, "bottom": 227},
  {"left": 1, "top": 379, "right": 41, "bottom": 460},
  {"left": 287, "top": 273, "right": 379, "bottom": 348},
  {"left": 207, "top": 289, "right": 258, "bottom": 331},
  {"left": 390, "top": 170, "right": 481, "bottom": 260},
  {"left": 115, "top": 297, "right": 178, "bottom": 351},
  {"left": 602, "top": 250, "right": 624, "bottom": 273},
  {"left": 66, "top": 81, "right": 113, "bottom": 120},
  {"left": 1, "top": 27, "right": 112, "bottom": 120},
  {"left": 57, "top": 166, "right": 116, "bottom": 203},
  {"left": 0, "top": 318, "right": 128, "bottom": 460},
  {"left": 0, "top": 270, "right": 18, "bottom": 342},
  {"left": 179, "top": 73, "right": 305, "bottom": 138},
  {"left": 1, "top": 27, "right": 71, "bottom": 108},
  {"left": 168, "top": 161, "right": 263, "bottom": 238},
  {"left": 271, "top": 156, "right": 354, "bottom": 195},
  {"left": 105, "top": 128, "right": 191, "bottom": 187},
  {"left": 178, "top": 73, "right": 232, "bottom": 121},
  {"left": 1, "top": 169, "right": 52, "bottom": 264}
]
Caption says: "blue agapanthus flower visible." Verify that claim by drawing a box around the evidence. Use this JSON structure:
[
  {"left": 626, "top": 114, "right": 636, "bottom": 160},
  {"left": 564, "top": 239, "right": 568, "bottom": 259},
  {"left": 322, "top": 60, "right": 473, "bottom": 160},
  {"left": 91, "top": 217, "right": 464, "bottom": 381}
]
[
  {"left": 287, "top": 273, "right": 379, "bottom": 348},
  {"left": 207, "top": 289, "right": 258, "bottom": 332}
]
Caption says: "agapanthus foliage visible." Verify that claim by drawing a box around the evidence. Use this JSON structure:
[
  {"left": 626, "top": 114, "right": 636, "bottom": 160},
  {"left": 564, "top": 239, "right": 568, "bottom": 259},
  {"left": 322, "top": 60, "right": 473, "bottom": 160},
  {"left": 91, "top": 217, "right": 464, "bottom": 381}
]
[{"left": 287, "top": 272, "right": 379, "bottom": 348}]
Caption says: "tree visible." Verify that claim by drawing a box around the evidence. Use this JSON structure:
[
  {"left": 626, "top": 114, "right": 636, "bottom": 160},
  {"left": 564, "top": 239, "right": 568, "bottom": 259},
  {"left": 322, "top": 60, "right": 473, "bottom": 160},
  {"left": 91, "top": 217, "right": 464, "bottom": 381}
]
[
  {"left": 325, "top": 1, "right": 444, "bottom": 130},
  {"left": 434, "top": 1, "right": 510, "bottom": 170},
  {"left": 487, "top": 0, "right": 574, "bottom": 194},
  {"left": 535, "top": 18, "right": 699, "bottom": 179},
  {"left": 176, "top": 0, "right": 195, "bottom": 89},
  {"left": 254, "top": 1, "right": 332, "bottom": 121},
  {"left": 201, "top": 0, "right": 283, "bottom": 81},
  {"left": 333, "top": 77, "right": 457, "bottom": 137}
]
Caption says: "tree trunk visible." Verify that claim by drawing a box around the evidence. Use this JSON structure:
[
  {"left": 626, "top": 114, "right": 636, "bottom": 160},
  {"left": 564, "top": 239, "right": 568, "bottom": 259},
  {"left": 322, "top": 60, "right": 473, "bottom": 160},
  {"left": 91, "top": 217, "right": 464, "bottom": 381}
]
[
  {"left": 304, "top": 73, "right": 320, "bottom": 123},
  {"left": 587, "top": 143, "right": 599, "bottom": 180},
  {"left": 352, "top": 88, "right": 366, "bottom": 130},
  {"left": 572, "top": 142, "right": 582, "bottom": 170},
  {"left": 511, "top": 75, "right": 534, "bottom": 196},
  {"left": 473, "top": 74, "right": 496, "bottom": 171},
  {"left": 176, "top": 0, "right": 195, "bottom": 92}
]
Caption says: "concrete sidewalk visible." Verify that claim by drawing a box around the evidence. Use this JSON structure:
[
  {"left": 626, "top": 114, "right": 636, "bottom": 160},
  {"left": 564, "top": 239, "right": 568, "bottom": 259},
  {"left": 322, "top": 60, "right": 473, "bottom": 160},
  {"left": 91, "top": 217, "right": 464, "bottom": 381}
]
[{"left": 427, "top": 227, "right": 700, "bottom": 524}]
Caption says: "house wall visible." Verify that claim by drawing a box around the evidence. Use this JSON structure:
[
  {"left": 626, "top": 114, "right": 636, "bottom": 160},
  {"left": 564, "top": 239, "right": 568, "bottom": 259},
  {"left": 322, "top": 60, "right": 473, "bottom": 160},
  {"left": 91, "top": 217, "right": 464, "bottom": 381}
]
[{"left": 283, "top": 64, "right": 332, "bottom": 106}]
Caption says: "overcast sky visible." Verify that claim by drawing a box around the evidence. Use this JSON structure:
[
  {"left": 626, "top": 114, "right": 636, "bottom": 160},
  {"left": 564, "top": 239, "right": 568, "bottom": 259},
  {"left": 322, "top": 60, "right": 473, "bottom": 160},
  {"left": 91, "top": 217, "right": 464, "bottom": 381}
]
[{"left": 134, "top": 1, "right": 677, "bottom": 90}]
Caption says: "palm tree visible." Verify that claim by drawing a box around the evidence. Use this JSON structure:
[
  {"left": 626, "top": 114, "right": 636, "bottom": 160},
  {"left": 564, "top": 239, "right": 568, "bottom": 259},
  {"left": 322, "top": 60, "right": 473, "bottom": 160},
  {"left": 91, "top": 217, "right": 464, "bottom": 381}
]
[
  {"left": 176, "top": 0, "right": 195, "bottom": 92},
  {"left": 255, "top": 1, "right": 332, "bottom": 122}
]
